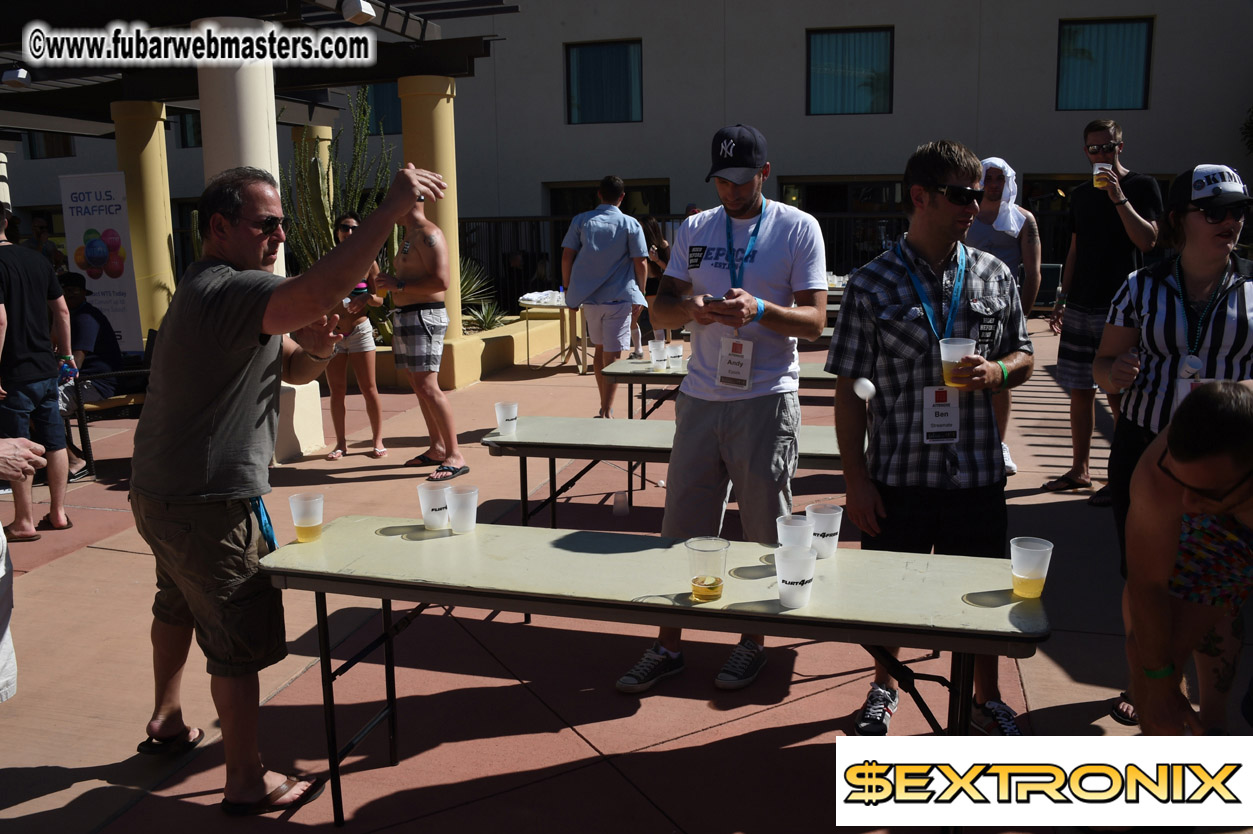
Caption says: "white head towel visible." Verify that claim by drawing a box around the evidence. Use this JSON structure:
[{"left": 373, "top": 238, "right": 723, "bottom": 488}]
[{"left": 980, "top": 157, "right": 1025, "bottom": 238}]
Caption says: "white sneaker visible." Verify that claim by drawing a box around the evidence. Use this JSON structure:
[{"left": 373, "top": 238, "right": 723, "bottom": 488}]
[{"left": 1001, "top": 442, "right": 1018, "bottom": 476}]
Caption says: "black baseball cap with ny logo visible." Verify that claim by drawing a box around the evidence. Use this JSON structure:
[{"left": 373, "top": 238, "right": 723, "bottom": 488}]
[{"left": 706, "top": 124, "right": 768, "bottom": 185}]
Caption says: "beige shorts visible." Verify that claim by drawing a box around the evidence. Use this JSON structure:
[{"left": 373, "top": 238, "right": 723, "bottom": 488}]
[
  {"left": 333, "top": 318, "right": 376, "bottom": 355},
  {"left": 133, "top": 492, "right": 287, "bottom": 677},
  {"left": 582, "top": 302, "right": 633, "bottom": 351}
]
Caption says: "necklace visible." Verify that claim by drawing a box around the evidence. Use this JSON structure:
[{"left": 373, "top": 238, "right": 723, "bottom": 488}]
[{"left": 1173, "top": 256, "right": 1228, "bottom": 357}]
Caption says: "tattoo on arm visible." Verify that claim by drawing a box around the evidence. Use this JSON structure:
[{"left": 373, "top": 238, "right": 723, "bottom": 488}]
[
  {"left": 424, "top": 234, "right": 438, "bottom": 249},
  {"left": 1023, "top": 215, "right": 1039, "bottom": 243}
]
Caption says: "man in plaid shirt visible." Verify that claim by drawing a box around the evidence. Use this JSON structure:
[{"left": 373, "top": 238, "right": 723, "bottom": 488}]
[{"left": 826, "top": 140, "right": 1034, "bottom": 736}]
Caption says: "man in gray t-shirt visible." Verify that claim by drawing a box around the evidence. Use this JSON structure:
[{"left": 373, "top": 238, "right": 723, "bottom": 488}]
[{"left": 130, "top": 163, "right": 444, "bottom": 815}]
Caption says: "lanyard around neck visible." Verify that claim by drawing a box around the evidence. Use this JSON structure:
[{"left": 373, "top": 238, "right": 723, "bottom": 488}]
[
  {"left": 725, "top": 196, "right": 766, "bottom": 290},
  {"left": 896, "top": 241, "right": 966, "bottom": 341},
  {"left": 1174, "top": 256, "right": 1231, "bottom": 356}
]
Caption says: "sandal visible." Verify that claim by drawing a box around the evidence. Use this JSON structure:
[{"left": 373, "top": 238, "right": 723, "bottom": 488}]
[
  {"left": 325, "top": 448, "right": 346, "bottom": 461},
  {"left": 1088, "top": 485, "right": 1113, "bottom": 507},
  {"left": 369, "top": 448, "right": 388, "bottom": 459},
  {"left": 1109, "top": 691, "right": 1139, "bottom": 726},
  {"left": 1041, "top": 474, "right": 1092, "bottom": 492},
  {"left": 221, "top": 776, "right": 325, "bottom": 817}
]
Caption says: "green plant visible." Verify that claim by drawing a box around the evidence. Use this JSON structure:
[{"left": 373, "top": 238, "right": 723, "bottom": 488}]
[
  {"left": 465, "top": 300, "right": 508, "bottom": 332},
  {"left": 459, "top": 255, "right": 495, "bottom": 308}
]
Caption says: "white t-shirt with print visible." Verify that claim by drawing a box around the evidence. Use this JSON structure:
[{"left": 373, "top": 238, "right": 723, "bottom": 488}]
[{"left": 664, "top": 201, "right": 827, "bottom": 402}]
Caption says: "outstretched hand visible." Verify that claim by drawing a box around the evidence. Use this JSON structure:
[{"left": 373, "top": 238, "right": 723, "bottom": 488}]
[
  {"left": 381, "top": 163, "right": 446, "bottom": 221},
  {"left": 292, "top": 314, "right": 343, "bottom": 358}
]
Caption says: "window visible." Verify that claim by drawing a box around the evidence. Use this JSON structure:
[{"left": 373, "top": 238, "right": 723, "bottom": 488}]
[
  {"left": 549, "top": 181, "right": 668, "bottom": 217},
  {"left": 566, "top": 41, "right": 642, "bottom": 125},
  {"left": 22, "top": 131, "right": 74, "bottom": 159},
  {"left": 808, "top": 28, "right": 893, "bottom": 115},
  {"left": 1057, "top": 18, "right": 1153, "bottom": 110},
  {"left": 176, "top": 112, "right": 202, "bottom": 148},
  {"left": 366, "top": 82, "right": 403, "bottom": 135}
]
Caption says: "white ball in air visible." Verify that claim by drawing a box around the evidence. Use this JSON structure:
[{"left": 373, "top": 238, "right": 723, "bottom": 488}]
[{"left": 853, "top": 377, "right": 876, "bottom": 401}]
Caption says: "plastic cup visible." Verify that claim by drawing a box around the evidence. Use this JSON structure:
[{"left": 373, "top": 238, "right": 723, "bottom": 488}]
[
  {"left": 806, "top": 503, "right": 843, "bottom": 559},
  {"left": 494, "top": 401, "right": 518, "bottom": 435},
  {"left": 1009, "top": 536, "right": 1054, "bottom": 599},
  {"left": 686, "top": 536, "right": 728, "bottom": 603},
  {"left": 289, "top": 493, "right": 324, "bottom": 542},
  {"left": 939, "top": 338, "right": 976, "bottom": 387},
  {"left": 666, "top": 344, "right": 683, "bottom": 370},
  {"left": 648, "top": 339, "right": 666, "bottom": 359},
  {"left": 417, "top": 482, "right": 450, "bottom": 530},
  {"left": 775, "top": 546, "right": 817, "bottom": 609},
  {"left": 1093, "top": 162, "right": 1113, "bottom": 188},
  {"left": 776, "top": 514, "right": 814, "bottom": 549},
  {"left": 447, "top": 485, "right": 480, "bottom": 534}
]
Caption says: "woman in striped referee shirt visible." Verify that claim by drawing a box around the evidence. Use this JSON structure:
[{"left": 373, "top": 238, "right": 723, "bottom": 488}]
[{"left": 1094, "top": 163, "right": 1253, "bottom": 729}]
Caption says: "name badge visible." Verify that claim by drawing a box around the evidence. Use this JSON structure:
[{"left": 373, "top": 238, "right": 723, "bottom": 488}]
[
  {"left": 1174, "top": 377, "right": 1217, "bottom": 413},
  {"left": 716, "top": 337, "right": 754, "bottom": 391},
  {"left": 923, "top": 386, "right": 959, "bottom": 444}
]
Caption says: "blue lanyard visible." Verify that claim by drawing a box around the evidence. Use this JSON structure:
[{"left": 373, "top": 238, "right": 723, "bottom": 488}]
[
  {"left": 724, "top": 196, "right": 766, "bottom": 289},
  {"left": 896, "top": 242, "right": 966, "bottom": 341},
  {"left": 249, "top": 496, "right": 278, "bottom": 552}
]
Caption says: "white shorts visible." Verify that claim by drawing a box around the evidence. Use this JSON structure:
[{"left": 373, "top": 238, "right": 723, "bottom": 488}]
[
  {"left": 0, "top": 535, "right": 15, "bottom": 703},
  {"left": 582, "top": 302, "right": 632, "bottom": 352},
  {"left": 333, "top": 318, "right": 376, "bottom": 355}
]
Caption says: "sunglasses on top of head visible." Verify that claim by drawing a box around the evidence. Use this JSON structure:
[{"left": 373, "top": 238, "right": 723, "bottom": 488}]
[
  {"left": 1085, "top": 142, "right": 1121, "bottom": 154},
  {"left": 236, "top": 215, "right": 291, "bottom": 236},
  {"left": 933, "top": 184, "right": 985, "bottom": 206},
  {"left": 1184, "top": 204, "right": 1250, "bottom": 225}
]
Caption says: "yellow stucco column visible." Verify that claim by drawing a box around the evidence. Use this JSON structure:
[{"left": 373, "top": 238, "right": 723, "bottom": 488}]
[
  {"left": 110, "top": 101, "right": 176, "bottom": 337},
  {"left": 398, "top": 76, "right": 469, "bottom": 386},
  {"left": 290, "top": 124, "right": 334, "bottom": 231}
]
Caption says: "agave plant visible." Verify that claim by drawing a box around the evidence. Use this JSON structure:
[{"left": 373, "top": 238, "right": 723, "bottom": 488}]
[
  {"left": 459, "top": 255, "right": 495, "bottom": 309},
  {"left": 464, "top": 299, "right": 508, "bottom": 332}
]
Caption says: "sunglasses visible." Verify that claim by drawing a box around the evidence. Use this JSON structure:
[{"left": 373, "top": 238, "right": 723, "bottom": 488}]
[
  {"left": 1184, "top": 205, "right": 1250, "bottom": 225},
  {"left": 1085, "top": 142, "right": 1121, "bottom": 154},
  {"left": 933, "top": 184, "right": 985, "bottom": 206},
  {"left": 336, "top": 223, "right": 358, "bottom": 233},
  {"left": 237, "top": 215, "right": 291, "bottom": 236},
  {"left": 1157, "top": 447, "right": 1253, "bottom": 504}
]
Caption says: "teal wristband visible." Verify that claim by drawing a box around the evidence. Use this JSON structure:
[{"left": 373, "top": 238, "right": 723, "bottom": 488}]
[
  {"left": 753, "top": 298, "right": 765, "bottom": 322},
  {"left": 1143, "top": 663, "right": 1176, "bottom": 679},
  {"left": 997, "top": 360, "right": 1009, "bottom": 390}
]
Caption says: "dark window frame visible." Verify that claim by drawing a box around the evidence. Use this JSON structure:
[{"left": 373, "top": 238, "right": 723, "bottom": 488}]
[
  {"left": 565, "top": 39, "right": 644, "bottom": 126},
  {"left": 1055, "top": 17, "right": 1154, "bottom": 111},
  {"left": 22, "top": 131, "right": 75, "bottom": 160},
  {"left": 806, "top": 26, "right": 895, "bottom": 116}
]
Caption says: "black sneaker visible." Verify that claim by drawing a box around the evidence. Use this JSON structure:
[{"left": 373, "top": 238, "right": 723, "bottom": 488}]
[
  {"left": 714, "top": 639, "right": 767, "bottom": 690},
  {"left": 616, "top": 642, "right": 685, "bottom": 693},
  {"left": 972, "top": 698, "right": 1023, "bottom": 735},
  {"left": 854, "top": 683, "right": 899, "bottom": 736}
]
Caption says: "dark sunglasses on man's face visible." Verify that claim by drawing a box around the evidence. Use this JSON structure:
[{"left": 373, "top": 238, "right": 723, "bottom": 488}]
[
  {"left": 237, "top": 215, "right": 291, "bottom": 236},
  {"left": 933, "top": 184, "right": 985, "bottom": 207},
  {"left": 336, "top": 223, "right": 358, "bottom": 233},
  {"left": 1085, "top": 142, "right": 1120, "bottom": 154},
  {"left": 1157, "top": 447, "right": 1253, "bottom": 504},
  {"left": 1185, "top": 205, "right": 1250, "bottom": 225}
]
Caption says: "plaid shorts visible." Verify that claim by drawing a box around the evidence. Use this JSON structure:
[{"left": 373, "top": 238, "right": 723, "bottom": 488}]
[
  {"left": 1055, "top": 303, "right": 1106, "bottom": 391},
  {"left": 393, "top": 304, "right": 447, "bottom": 372}
]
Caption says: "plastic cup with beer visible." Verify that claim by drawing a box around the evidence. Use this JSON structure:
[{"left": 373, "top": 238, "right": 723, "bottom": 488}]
[
  {"left": 775, "top": 546, "right": 817, "bottom": 609},
  {"left": 686, "top": 536, "right": 729, "bottom": 602},
  {"left": 1009, "top": 537, "right": 1054, "bottom": 599},
  {"left": 776, "top": 514, "right": 814, "bottom": 549},
  {"left": 939, "top": 338, "right": 976, "bottom": 387},
  {"left": 494, "top": 401, "right": 518, "bottom": 435},
  {"left": 447, "top": 485, "right": 480, "bottom": 534},
  {"left": 806, "top": 503, "right": 843, "bottom": 559},
  {"left": 1093, "top": 162, "right": 1113, "bottom": 188},
  {"left": 289, "top": 493, "right": 324, "bottom": 543},
  {"left": 417, "top": 482, "right": 450, "bottom": 530}
]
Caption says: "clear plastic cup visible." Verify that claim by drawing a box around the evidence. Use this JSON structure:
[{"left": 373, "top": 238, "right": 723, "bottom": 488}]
[
  {"left": 806, "top": 503, "right": 843, "bottom": 559},
  {"left": 1093, "top": 162, "right": 1113, "bottom": 188},
  {"left": 939, "top": 338, "right": 976, "bottom": 387},
  {"left": 418, "top": 482, "right": 450, "bottom": 530},
  {"left": 494, "top": 401, "right": 518, "bottom": 435},
  {"left": 666, "top": 344, "right": 683, "bottom": 370},
  {"left": 776, "top": 514, "right": 814, "bottom": 549},
  {"left": 775, "top": 546, "right": 817, "bottom": 608},
  {"left": 686, "top": 536, "right": 728, "bottom": 602},
  {"left": 289, "top": 493, "right": 324, "bottom": 543},
  {"left": 447, "top": 485, "right": 480, "bottom": 534},
  {"left": 1009, "top": 537, "right": 1054, "bottom": 599}
]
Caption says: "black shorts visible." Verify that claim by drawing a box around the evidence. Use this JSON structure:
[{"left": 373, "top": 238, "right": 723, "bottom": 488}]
[{"left": 864, "top": 480, "right": 1008, "bottom": 559}]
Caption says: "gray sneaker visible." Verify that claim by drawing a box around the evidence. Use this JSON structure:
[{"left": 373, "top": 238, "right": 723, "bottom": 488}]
[
  {"left": 854, "top": 683, "right": 899, "bottom": 736},
  {"left": 714, "top": 639, "right": 767, "bottom": 690},
  {"left": 616, "top": 643, "right": 685, "bottom": 693},
  {"left": 972, "top": 698, "right": 1023, "bottom": 735}
]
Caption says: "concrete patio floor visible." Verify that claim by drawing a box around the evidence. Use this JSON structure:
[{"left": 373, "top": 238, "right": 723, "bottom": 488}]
[{"left": 1, "top": 318, "right": 1249, "bottom": 833}]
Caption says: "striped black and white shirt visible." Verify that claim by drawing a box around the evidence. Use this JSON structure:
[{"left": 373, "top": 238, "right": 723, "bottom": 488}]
[
  {"left": 826, "top": 235, "right": 1033, "bottom": 489},
  {"left": 1107, "top": 256, "right": 1253, "bottom": 434}
]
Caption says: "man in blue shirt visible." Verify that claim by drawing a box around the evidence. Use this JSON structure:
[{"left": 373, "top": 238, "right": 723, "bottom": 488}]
[{"left": 561, "top": 175, "right": 648, "bottom": 418}]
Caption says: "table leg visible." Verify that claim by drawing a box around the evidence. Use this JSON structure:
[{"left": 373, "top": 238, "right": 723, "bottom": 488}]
[
  {"left": 948, "top": 652, "right": 976, "bottom": 735},
  {"left": 519, "top": 457, "right": 529, "bottom": 527},
  {"left": 627, "top": 382, "right": 635, "bottom": 419},
  {"left": 382, "top": 601, "right": 398, "bottom": 765},
  {"left": 549, "top": 457, "right": 558, "bottom": 528},
  {"left": 315, "top": 592, "right": 345, "bottom": 826}
]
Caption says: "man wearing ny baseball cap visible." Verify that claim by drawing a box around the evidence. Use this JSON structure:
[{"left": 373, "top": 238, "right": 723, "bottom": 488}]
[{"left": 614, "top": 124, "right": 828, "bottom": 694}]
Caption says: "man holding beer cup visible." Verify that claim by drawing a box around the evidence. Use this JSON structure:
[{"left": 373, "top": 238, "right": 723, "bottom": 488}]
[{"left": 828, "top": 140, "right": 1034, "bottom": 736}]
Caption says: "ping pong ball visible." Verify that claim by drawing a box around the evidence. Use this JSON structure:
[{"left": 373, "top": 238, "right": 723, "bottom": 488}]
[
  {"left": 853, "top": 377, "right": 876, "bottom": 401},
  {"left": 658, "top": 480, "right": 666, "bottom": 488}
]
